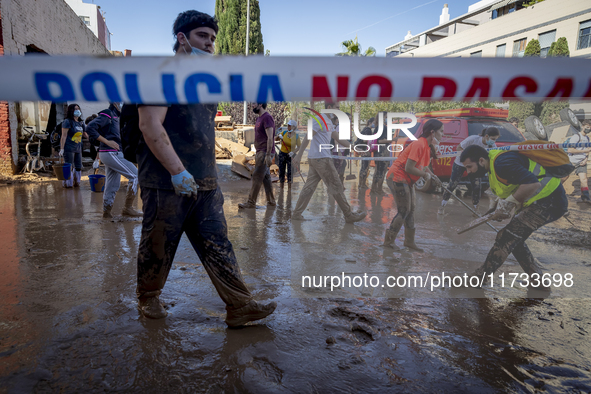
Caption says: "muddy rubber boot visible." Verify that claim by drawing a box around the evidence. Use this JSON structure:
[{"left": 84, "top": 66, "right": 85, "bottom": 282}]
[
  {"left": 138, "top": 295, "right": 168, "bottom": 319},
  {"left": 382, "top": 229, "right": 401, "bottom": 250},
  {"left": 403, "top": 228, "right": 424, "bottom": 252},
  {"left": 73, "top": 170, "right": 82, "bottom": 187},
  {"left": 122, "top": 188, "right": 143, "bottom": 217},
  {"left": 103, "top": 204, "right": 113, "bottom": 219},
  {"left": 345, "top": 210, "right": 367, "bottom": 224},
  {"left": 225, "top": 300, "right": 277, "bottom": 327},
  {"left": 578, "top": 189, "right": 591, "bottom": 204},
  {"left": 437, "top": 205, "right": 446, "bottom": 215}
]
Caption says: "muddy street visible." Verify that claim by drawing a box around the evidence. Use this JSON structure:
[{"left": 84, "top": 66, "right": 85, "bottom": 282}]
[{"left": 1, "top": 162, "right": 591, "bottom": 393}]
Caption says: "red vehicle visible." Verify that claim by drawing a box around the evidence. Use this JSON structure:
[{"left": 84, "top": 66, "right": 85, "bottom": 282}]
[{"left": 393, "top": 108, "right": 526, "bottom": 193}]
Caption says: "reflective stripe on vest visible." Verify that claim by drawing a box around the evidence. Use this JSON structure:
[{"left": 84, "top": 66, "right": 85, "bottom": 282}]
[{"left": 488, "top": 150, "right": 561, "bottom": 207}]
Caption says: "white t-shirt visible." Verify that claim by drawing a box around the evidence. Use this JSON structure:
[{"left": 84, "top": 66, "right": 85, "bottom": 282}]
[
  {"left": 568, "top": 132, "right": 590, "bottom": 166},
  {"left": 308, "top": 114, "right": 334, "bottom": 159},
  {"left": 454, "top": 134, "right": 496, "bottom": 166}
]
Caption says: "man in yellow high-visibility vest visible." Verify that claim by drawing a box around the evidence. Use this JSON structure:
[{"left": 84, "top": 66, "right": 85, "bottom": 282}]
[{"left": 460, "top": 145, "right": 568, "bottom": 288}]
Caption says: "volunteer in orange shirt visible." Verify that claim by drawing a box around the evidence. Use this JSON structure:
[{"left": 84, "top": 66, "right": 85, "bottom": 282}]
[{"left": 383, "top": 119, "right": 444, "bottom": 251}]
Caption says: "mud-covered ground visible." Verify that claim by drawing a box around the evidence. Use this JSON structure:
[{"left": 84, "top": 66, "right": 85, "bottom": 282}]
[{"left": 1, "top": 161, "right": 590, "bottom": 393}]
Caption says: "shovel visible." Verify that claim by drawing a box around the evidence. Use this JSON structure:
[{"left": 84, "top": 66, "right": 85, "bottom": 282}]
[{"left": 456, "top": 212, "right": 496, "bottom": 234}]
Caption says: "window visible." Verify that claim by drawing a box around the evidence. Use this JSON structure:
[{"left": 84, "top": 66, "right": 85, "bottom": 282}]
[
  {"left": 578, "top": 20, "right": 591, "bottom": 50},
  {"left": 495, "top": 44, "right": 506, "bottom": 57},
  {"left": 539, "top": 30, "right": 556, "bottom": 58},
  {"left": 512, "top": 38, "right": 526, "bottom": 57},
  {"left": 470, "top": 50, "right": 482, "bottom": 57},
  {"left": 80, "top": 16, "right": 90, "bottom": 26}
]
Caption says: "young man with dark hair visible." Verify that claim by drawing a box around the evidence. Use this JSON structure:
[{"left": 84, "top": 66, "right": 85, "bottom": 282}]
[
  {"left": 238, "top": 102, "right": 276, "bottom": 209},
  {"left": 135, "top": 10, "right": 276, "bottom": 326},
  {"left": 460, "top": 145, "right": 568, "bottom": 286}
]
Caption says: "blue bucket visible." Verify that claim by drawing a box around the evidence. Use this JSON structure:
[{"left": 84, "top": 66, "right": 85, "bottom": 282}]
[
  {"left": 88, "top": 174, "right": 106, "bottom": 192},
  {"left": 54, "top": 162, "right": 72, "bottom": 181}
]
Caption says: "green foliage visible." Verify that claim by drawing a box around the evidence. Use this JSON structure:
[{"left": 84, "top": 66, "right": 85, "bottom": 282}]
[
  {"left": 524, "top": 0, "right": 544, "bottom": 6},
  {"left": 508, "top": 101, "right": 568, "bottom": 128},
  {"left": 548, "top": 37, "right": 570, "bottom": 57},
  {"left": 218, "top": 102, "right": 289, "bottom": 126},
  {"left": 215, "top": 0, "right": 264, "bottom": 55},
  {"left": 524, "top": 39, "right": 540, "bottom": 57},
  {"left": 508, "top": 102, "right": 537, "bottom": 128},
  {"left": 337, "top": 36, "right": 376, "bottom": 57}
]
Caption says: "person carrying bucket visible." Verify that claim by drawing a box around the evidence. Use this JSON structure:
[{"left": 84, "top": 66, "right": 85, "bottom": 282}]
[
  {"left": 59, "top": 104, "right": 86, "bottom": 188},
  {"left": 85, "top": 103, "right": 142, "bottom": 218}
]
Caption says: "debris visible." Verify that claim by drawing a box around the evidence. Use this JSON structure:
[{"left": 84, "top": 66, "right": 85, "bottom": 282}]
[{"left": 326, "top": 336, "right": 336, "bottom": 345}]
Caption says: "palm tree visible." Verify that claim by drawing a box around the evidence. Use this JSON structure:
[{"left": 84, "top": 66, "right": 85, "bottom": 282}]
[{"left": 337, "top": 36, "right": 376, "bottom": 57}]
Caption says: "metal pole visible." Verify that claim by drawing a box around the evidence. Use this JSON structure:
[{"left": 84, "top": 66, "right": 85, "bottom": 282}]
[{"left": 242, "top": 0, "right": 251, "bottom": 125}]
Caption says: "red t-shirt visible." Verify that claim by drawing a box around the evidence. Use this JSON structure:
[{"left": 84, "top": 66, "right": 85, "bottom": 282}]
[{"left": 387, "top": 138, "right": 431, "bottom": 184}]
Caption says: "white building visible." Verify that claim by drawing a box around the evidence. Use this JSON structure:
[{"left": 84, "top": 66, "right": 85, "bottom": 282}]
[
  {"left": 386, "top": 0, "right": 591, "bottom": 59},
  {"left": 64, "top": 0, "right": 111, "bottom": 50}
]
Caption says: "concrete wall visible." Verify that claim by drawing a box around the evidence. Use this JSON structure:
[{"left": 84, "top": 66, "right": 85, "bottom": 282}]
[
  {"left": 0, "top": 0, "right": 110, "bottom": 175},
  {"left": 64, "top": 0, "right": 99, "bottom": 38},
  {"left": 397, "top": 0, "right": 591, "bottom": 58}
]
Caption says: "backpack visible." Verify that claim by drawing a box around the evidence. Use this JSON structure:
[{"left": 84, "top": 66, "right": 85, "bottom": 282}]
[
  {"left": 49, "top": 122, "right": 63, "bottom": 150},
  {"left": 512, "top": 140, "right": 575, "bottom": 178},
  {"left": 120, "top": 104, "right": 141, "bottom": 164}
]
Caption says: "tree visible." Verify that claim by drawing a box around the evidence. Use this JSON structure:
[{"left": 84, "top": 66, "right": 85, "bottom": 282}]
[
  {"left": 524, "top": 39, "right": 541, "bottom": 56},
  {"left": 336, "top": 36, "right": 376, "bottom": 57},
  {"left": 215, "top": 0, "right": 264, "bottom": 55},
  {"left": 548, "top": 37, "right": 570, "bottom": 57}
]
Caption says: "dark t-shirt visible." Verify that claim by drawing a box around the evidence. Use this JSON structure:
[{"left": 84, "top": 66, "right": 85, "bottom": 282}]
[
  {"left": 494, "top": 152, "right": 568, "bottom": 214},
  {"left": 62, "top": 119, "right": 85, "bottom": 153},
  {"left": 255, "top": 112, "right": 275, "bottom": 153},
  {"left": 137, "top": 103, "right": 218, "bottom": 191}
]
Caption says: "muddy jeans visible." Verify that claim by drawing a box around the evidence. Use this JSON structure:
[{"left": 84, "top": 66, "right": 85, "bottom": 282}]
[
  {"left": 277, "top": 151, "right": 292, "bottom": 183},
  {"left": 137, "top": 187, "right": 252, "bottom": 308},
  {"left": 371, "top": 150, "right": 389, "bottom": 193},
  {"left": 293, "top": 157, "right": 352, "bottom": 217},
  {"left": 247, "top": 151, "right": 275, "bottom": 205},
  {"left": 442, "top": 163, "right": 482, "bottom": 206},
  {"left": 333, "top": 154, "right": 346, "bottom": 185},
  {"left": 99, "top": 151, "right": 139, "bottom": 208},
  {"left": 386, "top": 179, "right": 416, "bottom": 235},
  {"left": 473, "top": 200, "right": 566, "bottom": 277}
]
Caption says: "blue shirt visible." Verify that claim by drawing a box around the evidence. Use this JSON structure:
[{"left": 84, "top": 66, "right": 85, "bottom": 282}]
[{"left": 62, "top": 119, "right": 85, "bottom": 153}]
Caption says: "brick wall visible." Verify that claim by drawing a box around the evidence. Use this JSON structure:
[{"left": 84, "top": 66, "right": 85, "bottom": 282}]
[
  {"left": 0, "top": 0, "right": 111, "bottom": 175},
  {"left": 0, "top": 7, "right": 13, "bottom": 175}
]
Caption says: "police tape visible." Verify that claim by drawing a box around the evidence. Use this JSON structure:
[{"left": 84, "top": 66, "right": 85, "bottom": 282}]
[
  {"left": 318, "top": 142, "right": 591, "bottom": 161},
  {"left": 437, "top": 142, "right": 591, "bottom": 157},
  {"left": 0, "top": 56, "right": 590, "bottom": 104}
]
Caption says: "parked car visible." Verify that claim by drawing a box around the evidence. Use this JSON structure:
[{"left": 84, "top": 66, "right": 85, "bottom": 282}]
[{"left": 392, "top": 108, "right": 526, "bottom": 193}]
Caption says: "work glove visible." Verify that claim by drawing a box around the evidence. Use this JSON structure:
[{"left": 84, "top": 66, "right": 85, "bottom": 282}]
[
  {"left": 92, "top": 159, "right": 100, "bottom": 169},
  {"left": 265, "top": 154, "right": 273, "bottom": 167},
  {"left": 171, "top": 170, "right": 199, "bottom": 198},
  {"left": 490, "top": 195, "right": 520, "bottom": 221},
  {"left": 59, "top": 149, "right": 64, "bottom": 157}
]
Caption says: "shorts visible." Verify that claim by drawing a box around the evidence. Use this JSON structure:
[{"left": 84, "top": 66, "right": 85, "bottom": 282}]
[{"left": 575, "top": 163, "right": 588, "bottom": 175}]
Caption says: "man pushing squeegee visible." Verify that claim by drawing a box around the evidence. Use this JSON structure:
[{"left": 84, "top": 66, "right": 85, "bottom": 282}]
[{"left": 451, "top": 144, "right": 572, "bottom": 289}]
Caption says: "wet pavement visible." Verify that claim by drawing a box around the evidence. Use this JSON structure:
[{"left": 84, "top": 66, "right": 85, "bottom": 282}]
[{"left": 1, "top": 161, "right": 591, "bottom": 393}]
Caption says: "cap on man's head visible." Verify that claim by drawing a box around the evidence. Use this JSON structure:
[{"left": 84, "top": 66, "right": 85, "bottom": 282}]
[{"left": 287, "top": 120, "right": 297, "bottom": 128}]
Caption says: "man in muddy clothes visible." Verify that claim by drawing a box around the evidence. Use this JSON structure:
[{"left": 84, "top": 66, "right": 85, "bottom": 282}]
[
  {"left": 460, "top": 145, "right": 568, "bottom": 287},
  {"left": 135, "top": 10, "right": 276, "bottom": 326},
  {"left": 291, "top": 102, "right": 366, "bottom": 223},
  {"left": 238, "top": 103, "right": 276, "bottom": 209}
]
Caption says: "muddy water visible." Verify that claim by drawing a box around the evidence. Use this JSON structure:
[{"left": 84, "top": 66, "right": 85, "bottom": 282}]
[{"left": 1, "top": 162, "right": 590, "bottom": 392}]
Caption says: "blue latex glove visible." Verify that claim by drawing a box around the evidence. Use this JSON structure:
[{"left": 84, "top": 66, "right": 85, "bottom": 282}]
[{"left": 171, "top": 170, "right": 199, "bottom": 197}]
